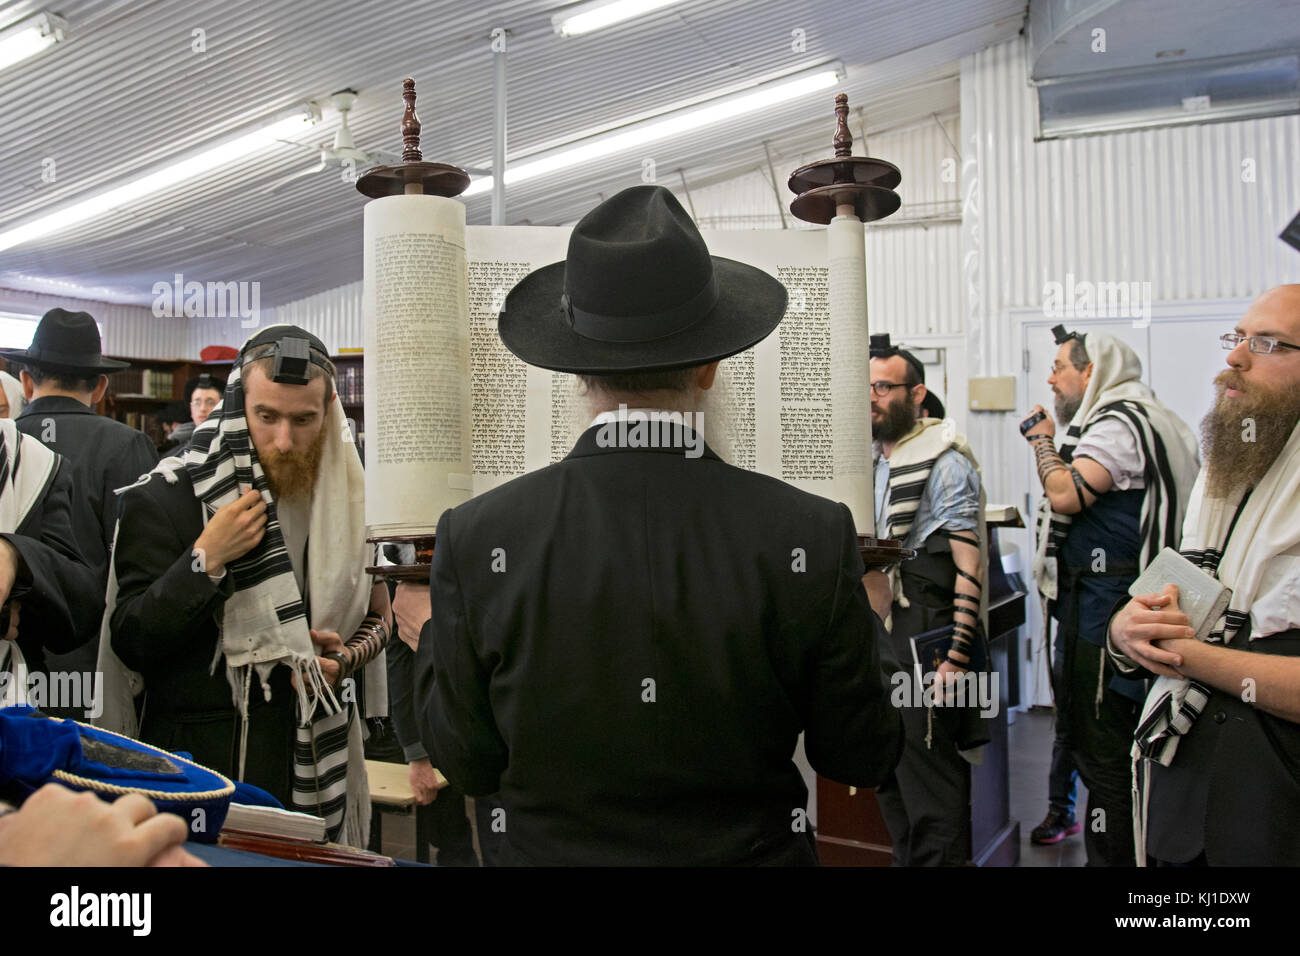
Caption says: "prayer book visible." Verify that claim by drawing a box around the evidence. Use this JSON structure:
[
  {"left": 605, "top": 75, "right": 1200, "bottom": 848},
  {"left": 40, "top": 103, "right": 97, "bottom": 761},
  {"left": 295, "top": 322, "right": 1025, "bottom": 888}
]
[{"left": 1128, "top": 547, "right": 1232, "bottom": 640}]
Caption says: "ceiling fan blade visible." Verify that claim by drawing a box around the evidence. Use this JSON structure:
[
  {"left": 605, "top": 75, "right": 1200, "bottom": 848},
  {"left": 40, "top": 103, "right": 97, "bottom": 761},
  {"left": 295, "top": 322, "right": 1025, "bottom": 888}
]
[{"left": 263, "top": 161, "right": 328, "bottom": 194}]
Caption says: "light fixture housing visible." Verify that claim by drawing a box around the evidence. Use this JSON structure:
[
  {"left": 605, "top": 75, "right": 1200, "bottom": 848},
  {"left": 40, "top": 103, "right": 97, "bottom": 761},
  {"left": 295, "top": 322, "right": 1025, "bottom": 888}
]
[
  {"left": 462, "top": 62, "right": 843, "bottom": 197},
  {"left": 0, "top": 11, "right": 67, "bottom": 73},
  {"left": 0, "top": 107, "right": 318, "bottom": 253},
  {"left": 552, "top": 0, "right": 685, "bottom": 37}
]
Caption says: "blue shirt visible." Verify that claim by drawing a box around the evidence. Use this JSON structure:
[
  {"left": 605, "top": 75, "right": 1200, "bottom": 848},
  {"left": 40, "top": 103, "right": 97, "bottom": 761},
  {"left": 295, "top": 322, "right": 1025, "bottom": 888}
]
[{"left": 874, "top": 446, "right": 980, "bottom": 548}]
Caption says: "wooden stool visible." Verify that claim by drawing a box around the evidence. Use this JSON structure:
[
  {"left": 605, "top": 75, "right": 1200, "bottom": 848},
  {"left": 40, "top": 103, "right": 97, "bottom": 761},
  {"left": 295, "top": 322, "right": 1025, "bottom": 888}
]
[{"left": 365, "top": 759, "right": 448, "bottom": 864}]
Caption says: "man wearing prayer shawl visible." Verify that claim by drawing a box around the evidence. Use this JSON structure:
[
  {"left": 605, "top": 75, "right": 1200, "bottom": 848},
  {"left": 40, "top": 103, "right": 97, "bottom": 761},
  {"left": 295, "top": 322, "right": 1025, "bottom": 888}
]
[
  {"left": 1023, "top": 329, "right": 1199, "bottom": 865},
  {"left": 0, "top": 418, "right": 104, "bottom": 701},
  {"left": 1109, "top": 284, "right": 1300, "bottom": 866},
  {"left": 103, "top": 325, "right": 390, "bottom": 847}
]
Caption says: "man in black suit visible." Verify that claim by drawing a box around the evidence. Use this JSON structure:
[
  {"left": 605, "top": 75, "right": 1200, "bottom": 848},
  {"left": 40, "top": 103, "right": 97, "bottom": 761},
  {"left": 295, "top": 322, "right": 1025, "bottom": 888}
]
[
  {"left": 0, "top": 418, "right": 104, "bottom": 699},
  {"left": 415, "top": 185, "right": 902, "bottom": 865},
  {"left": 1, "top": 309, "right": 157, "bottom": 695}
]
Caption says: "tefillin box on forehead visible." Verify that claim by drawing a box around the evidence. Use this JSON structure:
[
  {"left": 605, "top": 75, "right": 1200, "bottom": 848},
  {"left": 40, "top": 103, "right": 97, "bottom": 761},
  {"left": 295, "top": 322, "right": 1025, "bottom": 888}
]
[{"left": 789, "top": 99, "right": 911, "bottom": 570}]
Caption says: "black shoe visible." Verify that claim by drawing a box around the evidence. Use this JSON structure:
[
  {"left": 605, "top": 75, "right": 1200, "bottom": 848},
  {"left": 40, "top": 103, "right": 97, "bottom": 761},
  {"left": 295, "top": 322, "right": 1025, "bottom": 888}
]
[{"left": 1030, "top": 809, "right": 1081, "bottom": 845}]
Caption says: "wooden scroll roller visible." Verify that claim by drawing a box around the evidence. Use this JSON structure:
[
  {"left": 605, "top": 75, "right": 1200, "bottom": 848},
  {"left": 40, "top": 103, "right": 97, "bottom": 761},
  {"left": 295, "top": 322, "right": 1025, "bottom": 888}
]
[
  {"left": 358, "top": 77, "right": 469, "bottom": 579},
  {"left": 788, "top": 94, "right": 912, "bottom": 568}
]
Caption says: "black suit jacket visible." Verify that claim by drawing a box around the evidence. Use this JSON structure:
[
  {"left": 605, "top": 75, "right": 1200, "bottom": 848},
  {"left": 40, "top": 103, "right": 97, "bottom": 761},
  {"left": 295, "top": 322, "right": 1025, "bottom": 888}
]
[
  {"left": 1145, "top": 626, "right": 1300, "bottom": 865},
  {"left": 16, "top": 395, "right": 157, "bottom": 665},
  {"left": 415, "top": 425, "right": 902, "bottom": 865},
  {"left": 3, "top": 451, "right": 103, "bottom": 675},
  {"left": 110, "top": 469, "right": 296, "bottom": 804}
]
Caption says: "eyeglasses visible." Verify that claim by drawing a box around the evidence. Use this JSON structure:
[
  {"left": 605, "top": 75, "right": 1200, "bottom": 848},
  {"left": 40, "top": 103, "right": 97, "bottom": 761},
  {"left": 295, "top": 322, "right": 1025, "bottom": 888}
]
[
  {"left": 191, "top": 397, "right": 220, "bottom": 409},
  {"left": 1220, "top": 333, "right": 1300, "bottom": 355},
  {"left": 869, "top": 382, "right": 911, "bottom": 397}
]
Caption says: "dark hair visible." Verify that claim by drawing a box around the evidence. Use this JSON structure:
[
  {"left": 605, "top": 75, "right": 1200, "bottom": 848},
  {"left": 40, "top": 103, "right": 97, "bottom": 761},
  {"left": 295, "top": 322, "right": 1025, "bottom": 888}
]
[
  {"left": 184, "top": 374, "right": 226, "bottom": 404},
  {"left": 24, "top": 365, "right": 99, "bottom": 392},
  {"left": 578, "top": 366, "right": 698, "bottom": 396},
  {"left": 901, "top": 360, "right": 921, "bottom": 390},
  {"left": 1068, "top": 338, "right": 1090, "bottom": 371}
]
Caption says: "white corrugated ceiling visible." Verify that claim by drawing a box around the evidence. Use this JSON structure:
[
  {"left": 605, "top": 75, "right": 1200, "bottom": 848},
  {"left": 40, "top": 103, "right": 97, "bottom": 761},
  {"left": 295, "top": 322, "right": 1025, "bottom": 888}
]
[{"left": 0, "top": 0, "right": 1024, "bottom": 307}]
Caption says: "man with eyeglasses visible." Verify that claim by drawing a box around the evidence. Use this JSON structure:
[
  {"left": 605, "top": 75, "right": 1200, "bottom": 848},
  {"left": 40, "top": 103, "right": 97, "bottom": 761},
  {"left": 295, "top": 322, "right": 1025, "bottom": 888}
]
[
  {"left": 168, "top": 373, "right": 224, "bottom": 453},
  {"left": 1109, "top": 284, "right": 1300, "bottom": 866},
  {"left": 868, "top": 333, "right": 989, "bottom": 866},
  {"left": 1022, "top": 326, "right": 1199, "bottom": 865}
]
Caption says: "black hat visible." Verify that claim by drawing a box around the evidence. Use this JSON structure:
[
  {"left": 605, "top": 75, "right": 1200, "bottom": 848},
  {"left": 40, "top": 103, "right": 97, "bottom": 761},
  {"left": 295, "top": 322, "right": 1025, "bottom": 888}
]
[
  {"left": 0, "top": 308, "right": 129, "bottom": 372},
  {"left": 497, "top": 185, "right": 788, "bottom": 373}
]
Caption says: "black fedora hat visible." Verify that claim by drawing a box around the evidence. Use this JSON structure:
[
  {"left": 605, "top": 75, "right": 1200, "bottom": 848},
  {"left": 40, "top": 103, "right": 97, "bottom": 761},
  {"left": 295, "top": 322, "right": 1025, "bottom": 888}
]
[
  {"left": 0, "top": 308, "right": 129, "bottom": 372},
  {"left": 498, "top": 185, "right": 788, "bottom": 374}
]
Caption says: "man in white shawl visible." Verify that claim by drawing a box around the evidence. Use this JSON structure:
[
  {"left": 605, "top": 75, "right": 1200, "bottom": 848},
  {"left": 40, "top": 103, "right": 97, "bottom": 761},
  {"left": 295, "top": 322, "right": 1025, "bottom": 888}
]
[
  {"left": 1109, "top": 284, "right": 1300, "bottom": 866},
  {"left": 1023, "top": 328, "right": 1199, "bottom": 865},
  {"left": 101, "top": 326, "right": 389, "bottom": 847}
]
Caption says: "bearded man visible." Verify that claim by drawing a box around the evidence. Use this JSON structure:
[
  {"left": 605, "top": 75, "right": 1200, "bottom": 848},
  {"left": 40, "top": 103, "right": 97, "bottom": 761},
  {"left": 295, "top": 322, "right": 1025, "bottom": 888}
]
[
  {"left": 1023, "top": 328, "right": 1199, "bottom": 865},
  {"left": 105, "top": 326, "right": 390, "bottom": 845},
  {"left": 1109, "top": 284, "right": 1300, "bottom": 866},
  {"left": 867, "top": 333, "right": 990, "bottom": 866}
]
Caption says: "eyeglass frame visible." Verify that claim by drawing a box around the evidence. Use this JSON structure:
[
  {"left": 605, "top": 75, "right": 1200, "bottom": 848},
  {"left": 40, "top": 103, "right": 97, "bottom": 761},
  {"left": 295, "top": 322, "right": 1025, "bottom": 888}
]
[
  {"left": 869, "top": 381, "right": 917, "bottom": 397},
  {"left": 1220, "top": 332, "right": 1300, "bottom": 355}
]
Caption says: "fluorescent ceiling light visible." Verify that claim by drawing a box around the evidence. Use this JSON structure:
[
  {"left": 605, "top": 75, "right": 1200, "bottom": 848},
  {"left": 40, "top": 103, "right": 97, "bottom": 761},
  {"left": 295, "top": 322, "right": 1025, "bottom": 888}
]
[
  {"left": 0, "top": 111, "right": 315, "bottom": 253},
  {"left": 553, "top": 0, "right": 685, "bottom": 37},
  {"left": 463, "top": 64, "right": 841, "bottom": 196},
  {"left": 0, "top": 12, "right": 66, "bottom": 72}
]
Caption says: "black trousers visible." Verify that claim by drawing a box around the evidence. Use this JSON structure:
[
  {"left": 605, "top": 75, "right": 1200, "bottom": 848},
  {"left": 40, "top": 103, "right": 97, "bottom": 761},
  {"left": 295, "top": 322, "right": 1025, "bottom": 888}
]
[
  {"left": 875, "top": 607, "right": 970, "bottom": 867},
  {"left": 1057, "top": 635, "right": 1140, "bottom": 866},
  {"left": 875, "top": 697, "right": 971, "bottom": 866}
]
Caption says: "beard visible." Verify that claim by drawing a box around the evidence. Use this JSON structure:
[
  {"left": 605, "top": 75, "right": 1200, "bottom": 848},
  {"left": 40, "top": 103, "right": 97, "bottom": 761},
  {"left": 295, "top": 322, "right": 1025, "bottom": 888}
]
[
  {"left": 1055, "top": 389, "right": 1082, "bottom": 425},
  {"left": 872, "top": 396, "right": 918, "bottom": 445},
  {"left": 261, "top": 426, "right": 326, "bottom": 499},
  {"left": 1200, "top": 368, "right": 1300, "bottom": 500}
]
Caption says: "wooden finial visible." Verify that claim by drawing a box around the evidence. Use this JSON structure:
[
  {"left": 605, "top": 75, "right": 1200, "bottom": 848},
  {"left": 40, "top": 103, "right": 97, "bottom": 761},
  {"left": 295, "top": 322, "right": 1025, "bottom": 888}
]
[
  {"left": 401, "top": 77, "right": 422, "bottom": 163},
  {"left": 785, "top": 93, "right": 901, "bottom": 225},
  {"left": 833, "top": 92, "right": 852, "bottom": 158},
  {"left": 355, "top": 77, "right": 470, "bottom": 199}
]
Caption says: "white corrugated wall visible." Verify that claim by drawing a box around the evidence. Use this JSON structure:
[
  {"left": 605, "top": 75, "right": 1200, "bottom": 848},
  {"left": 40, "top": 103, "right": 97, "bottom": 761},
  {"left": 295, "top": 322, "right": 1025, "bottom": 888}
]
[
  {"left": 961, "top": 35, "right": 1300, "bottom": 515},
  {"left": 960, "top": 36, "right": 1300, "bottom": 706},
  {"left": 0, "top": 286, "right": 188, "bottom": 359}
]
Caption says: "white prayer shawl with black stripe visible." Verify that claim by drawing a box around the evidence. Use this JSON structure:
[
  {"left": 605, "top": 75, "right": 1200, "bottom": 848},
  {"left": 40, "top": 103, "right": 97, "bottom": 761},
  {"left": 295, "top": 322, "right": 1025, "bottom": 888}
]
[
  {"left": 1130, "top": 420, "right": 1300, "bottom": 864},
  {"left": 879, "top": 418, "right": 990, "bottom": 634},
  {"left": 95, "top": 336, "right": 376, "bottom": 846},
  {"left": 0, "top": 421, "right": 58, "bottom": 705},
  {"left": 1031, "top": 333, "right": 1199, "bottom": 603}
]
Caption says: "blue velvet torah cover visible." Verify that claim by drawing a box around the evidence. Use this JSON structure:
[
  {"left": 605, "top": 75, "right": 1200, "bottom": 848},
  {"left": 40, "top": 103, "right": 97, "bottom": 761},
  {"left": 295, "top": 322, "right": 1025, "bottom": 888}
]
[{"left": 0, "top": 706, "right": 235, "bottom": 843}]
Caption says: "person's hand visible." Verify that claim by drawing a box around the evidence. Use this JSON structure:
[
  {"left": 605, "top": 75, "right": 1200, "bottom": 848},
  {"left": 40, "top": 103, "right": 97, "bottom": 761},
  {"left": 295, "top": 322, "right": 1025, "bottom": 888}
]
[
  {"left": 193, "top": 489, "right": 267, "bottom": 576},
  {"left": 2, "top": 600, "right": 18, "bottom": 641},
  {"left": 409, "top": 759, "right": 442, "bottom": 805},
  {"left": 392, "top": 582, "right": 431, "bottom": 651},
  {"left": 0, "top": 785, "right": 206, "bottom": 867},
  {"left": 1023, "top": 404, "right": 1056, "bottom": 440},
  {"left": 862, "top": 570, "right": 893, "bottom": 621},
  {"left": 1109, "top": 583, "right": 1195, "bottom": 678},
  {"left": 310, "top": 629, "right": 345, "bottom": 688}
]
